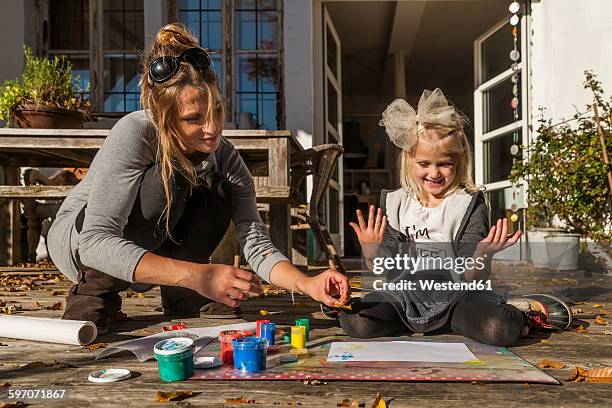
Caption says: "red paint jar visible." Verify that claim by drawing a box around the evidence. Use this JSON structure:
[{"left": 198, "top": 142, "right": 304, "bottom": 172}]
[{"left": 218, "top": 330, "right": 253, "bottom": 365}]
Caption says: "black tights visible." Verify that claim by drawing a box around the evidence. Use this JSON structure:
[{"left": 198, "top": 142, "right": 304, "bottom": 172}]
[{"left": 339, "top": 291, "right": 525, "bottom": 347}]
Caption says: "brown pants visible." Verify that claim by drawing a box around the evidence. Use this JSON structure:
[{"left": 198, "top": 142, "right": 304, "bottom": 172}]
[{"left": 62, "top": 168, "right": 234, "bottom": 325}]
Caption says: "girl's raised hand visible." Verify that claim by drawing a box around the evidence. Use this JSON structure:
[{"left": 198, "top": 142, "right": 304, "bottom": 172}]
[
  {"left": 477, "top": 217, "right": 522, "bottom": 257},
  {"left": 349, "top": 205, "right": 387, "bottom": 259}
]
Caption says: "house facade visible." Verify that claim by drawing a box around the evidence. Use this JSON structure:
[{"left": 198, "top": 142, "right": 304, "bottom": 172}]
[{"left": 1, "top": 0, "right": 610, "bottom": 259}]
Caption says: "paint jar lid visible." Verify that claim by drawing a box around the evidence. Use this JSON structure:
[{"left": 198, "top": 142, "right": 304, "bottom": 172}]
[
  {"left": 295, "top": 318, "right": 309, "bottom": 325},
  {"left": 218, "top": 330, "right": 253, "bottom": 343},
  {"left": 232, "top": 336, "right": 268, "bottom": 350},
  {"left": 153, "top": 337, "right": 194, "bottom": 356},
  {"left": 88, "top": 368, "right": 131, "bottom": 383}
]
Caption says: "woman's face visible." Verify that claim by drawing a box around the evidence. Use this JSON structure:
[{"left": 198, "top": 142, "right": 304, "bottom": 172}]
[
  {"left": 175, "top": 85, "right": 223, "bottom": 155},
  {"left": 411, "top": 134, "right": 457, "bottom": 198}
]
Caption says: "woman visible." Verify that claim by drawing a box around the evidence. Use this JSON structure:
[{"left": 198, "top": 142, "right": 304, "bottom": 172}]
[{"left": 47, "top": 24, "right": 349, "bottom": 334}]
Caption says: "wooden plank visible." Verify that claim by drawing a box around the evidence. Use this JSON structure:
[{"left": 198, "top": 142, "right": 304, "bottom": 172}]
[
  {"left": 0, "top": 185, "right": 291, "bottom": 201},
  {"left": 0, "top": 137, "right": 104, "bottom": 149},
  {"left": 268, "top": 138, "right": 291, "bottom": 257},
  {"left": 225, "top": 138, "right": 269, "bottom": 151},
  {"left": 3, "top": 166, "right": 21, "bottom": 266},
  {"left": 0, "top": 128, "right": 110, "bottom": 137}
]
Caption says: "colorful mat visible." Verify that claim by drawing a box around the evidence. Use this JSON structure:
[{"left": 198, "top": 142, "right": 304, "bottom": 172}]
[{"left": 191, "top": 336, "right": 559, "bottom": 384}]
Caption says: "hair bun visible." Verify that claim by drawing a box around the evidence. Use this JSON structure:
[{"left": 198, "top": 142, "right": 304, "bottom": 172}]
[{"left": 156, "top": 23, "right": 198, "bottom": 48}]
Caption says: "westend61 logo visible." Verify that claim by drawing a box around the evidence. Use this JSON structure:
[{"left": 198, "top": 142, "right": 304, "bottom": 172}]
[{"left": 367, "top": 254, "right": 493, "bottom": 292}]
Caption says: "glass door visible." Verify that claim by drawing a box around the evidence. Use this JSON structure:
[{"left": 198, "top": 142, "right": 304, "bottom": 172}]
[
  {"left": 323, "top": 6, "right": 343, "bottom": 254},
  {"left": 474, "top": 14, "right": 529, "bottom": 260}
]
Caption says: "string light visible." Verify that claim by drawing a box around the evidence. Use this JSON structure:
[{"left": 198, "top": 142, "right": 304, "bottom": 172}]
[{"left": 509, "top": 1, "right": 521, "bottom": 222}]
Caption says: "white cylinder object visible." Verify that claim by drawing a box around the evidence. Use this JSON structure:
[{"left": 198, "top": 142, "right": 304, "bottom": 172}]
[{"left": 0, "top": 315, "right": 97, "bottom": 346}]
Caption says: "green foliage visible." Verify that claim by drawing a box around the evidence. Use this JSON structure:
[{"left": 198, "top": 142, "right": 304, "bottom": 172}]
[
  {"left": 510, "top": 71, "right": 612, "bottom": 242},
  {"left": 0, "top": 46, "right": 88, "bottom": 126}
]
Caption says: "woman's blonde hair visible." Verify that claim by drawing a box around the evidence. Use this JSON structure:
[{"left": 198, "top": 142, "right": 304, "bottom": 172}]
[
  {"left": 140, "top": 23, "right": 223, "bottom": 237},
  {"left": 399, "top": 113, "right": 479, "bottom": 203}
]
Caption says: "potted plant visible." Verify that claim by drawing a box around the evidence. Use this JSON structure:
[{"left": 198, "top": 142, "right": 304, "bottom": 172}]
[
  {"left": 0, "top": 46, "right": 89, "bottom": 128},
  {"left": 510, "top": 71, "right": 612, "bottom": 270}
]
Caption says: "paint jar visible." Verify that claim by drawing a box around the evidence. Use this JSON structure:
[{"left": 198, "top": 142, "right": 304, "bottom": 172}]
[
  {"left": 291, "top": 325, "right": 306, "bottom": 349},
  {"left": 256, "top": 319, "right": 270, "bottom": 337},
  {"left": 218, "top": 330, "right": 253, "bottom": 365},
  {"left": 153, "top": 337, "right": 195, "bottom": 382},
  {"left": 232, "top": 336, "right": 268, "bottom": 372},
  {"left": 260, "top": 322, "right": 276, "bottom": 346},
  {"left": 295, "top": 318, "right": 310, "bottom": 341}
]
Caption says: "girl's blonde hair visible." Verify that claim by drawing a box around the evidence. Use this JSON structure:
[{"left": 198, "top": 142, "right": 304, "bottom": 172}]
[
  {"left": 140, "top": 23, "right": 224, "bottom": 237},
  {"left": 399, "top": 113, "right": 479, "bottom": 203}
]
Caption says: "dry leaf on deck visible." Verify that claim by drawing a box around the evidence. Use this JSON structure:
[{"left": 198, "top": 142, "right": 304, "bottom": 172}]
[
  {"left": 137, "top": 293, "right": 145, "bottom": 299},
  {"left": 50, "top": 291, "right": 64, "bottom": 296},
  {"left": 1, "top": 382, "right": 11, "bottom": 387},
  {"left": 539, "top": 339, "right": 550, "bottom": 344},
  {"left": 225, "top": 396, "right": 258, "bottom": 404},
  {"left": 302, "top": 379, "right": 326, "bottom": 385},
  {"left": 537, "top": 359, "right": 567, "bottom": 369},
  {"left": 0, "top": 300, "right": 5, "bottom": 307},
  {"left": 259, "top": 309, "right": 270, "bottom": 316},
  {"left": 372, "top": 393, "right": 386, "bottom": 408},
  {"left": 585, "top": 367, "right": 612, "bottom": 383},
  {"left": 593, "top": 304, "right": 605, "bottom": 308},
  {"left": 125, "top": 292, "right": 135, "bottom": 298},
  {"left": 0, "top": 402, "right": 27, "bottom": 408},
  {"left": 594, "top": 315, "right": 608, "bottom": 326},
  {"left": 83, "top": 342, "right": 107, "bottom": 350},
  {"left": 155, "top": 390, "right": 193, "bottom": 402},
  {"left": 567, "top": 367, "right": 590, "bottom": 382},
  {"left": 572, "top": 325, "right": 588, "bottom": 333}
]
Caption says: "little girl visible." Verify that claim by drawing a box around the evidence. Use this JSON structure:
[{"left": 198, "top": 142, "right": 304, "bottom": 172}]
[{"left": 333, "top": 89, "right": 572, "bottom": 347}]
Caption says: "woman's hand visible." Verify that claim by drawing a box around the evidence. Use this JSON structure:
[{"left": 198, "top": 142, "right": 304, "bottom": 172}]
[
  {"left": 185, "top": 263, "right": 264, "bottom": 308},
  {"left": 476, "top": 218, "right": 522, "bottom": 258},
  {"left": 348, "top": 205, "right": 387, "bottom": 259},
  {"left": 298, "top": 269, "right": 351, "bottom": 307}
]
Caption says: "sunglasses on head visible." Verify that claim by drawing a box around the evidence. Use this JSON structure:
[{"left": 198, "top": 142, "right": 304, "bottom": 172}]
[{"left": 148, "top": 47, "right": 212, "bottom": 84}]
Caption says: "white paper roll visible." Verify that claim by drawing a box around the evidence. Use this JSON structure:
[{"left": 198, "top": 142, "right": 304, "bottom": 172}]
[{"left": 0, "top": 315, "right": 97, "bottom": 346}]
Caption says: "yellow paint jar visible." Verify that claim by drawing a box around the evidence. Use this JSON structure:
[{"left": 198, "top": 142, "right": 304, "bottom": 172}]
[{"left": 290, "top": 325, "right": 305, "bottom": 349}]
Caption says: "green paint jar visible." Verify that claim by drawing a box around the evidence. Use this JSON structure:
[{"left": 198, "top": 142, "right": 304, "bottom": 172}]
[{"left": 154, "top": 337, "right": 195, "bottom": 382}]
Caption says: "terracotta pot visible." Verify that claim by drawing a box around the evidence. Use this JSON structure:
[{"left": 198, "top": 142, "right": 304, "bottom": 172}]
[{"left": 11, "top": 103, "right": 84, "bottom": 129}]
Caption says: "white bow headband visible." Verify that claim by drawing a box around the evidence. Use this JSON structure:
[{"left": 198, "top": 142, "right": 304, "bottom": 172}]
[{"left": 379, "top": 88, "right": 458, "bottom": 150}]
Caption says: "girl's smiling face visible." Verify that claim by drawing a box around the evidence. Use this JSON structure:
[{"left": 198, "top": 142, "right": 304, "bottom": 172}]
[{"left": 411, "top": 137, "right": 457, "bottom": 199}]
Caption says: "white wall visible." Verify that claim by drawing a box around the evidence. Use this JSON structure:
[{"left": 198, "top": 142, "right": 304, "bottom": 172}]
[
  {"left": 530, "top": 0, "right": 612, "bottom": 123},
  {"left": 0, "top": 0, "right": 30, "bottom": 85},
  {"left": 284, "top": 0, "right": 314, "bottom": 148}
]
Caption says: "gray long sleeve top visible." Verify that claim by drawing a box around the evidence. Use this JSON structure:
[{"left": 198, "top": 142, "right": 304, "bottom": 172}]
[{"left": 47, "top": 110, "right": 289, "bottom": 284}]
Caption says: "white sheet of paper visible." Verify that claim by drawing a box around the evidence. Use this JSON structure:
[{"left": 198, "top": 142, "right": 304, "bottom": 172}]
[{"left": 327, "top": 341, "right": 477, "bottom": 363}]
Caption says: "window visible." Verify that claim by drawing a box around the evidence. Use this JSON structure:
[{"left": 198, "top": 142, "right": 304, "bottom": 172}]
[
  {"left": 179, "top": 0, "right": 283, "bottom": 130},
  {"left": 46, "top": 0, "right": 144, "bottom": 113},
  {"left": 48, "top": 0, "right": 90, "bottom": 100}
]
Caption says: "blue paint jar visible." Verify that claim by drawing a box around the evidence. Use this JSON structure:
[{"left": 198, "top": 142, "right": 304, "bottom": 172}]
[
  {"left": 260, "top": 322, "right": 276, "bottom": 346},
  {"left": 232, "top": 336, "right": 267, "bottom": 372},
  {"left": 154, "top": 337, "right": 194, "bottom": 382}
]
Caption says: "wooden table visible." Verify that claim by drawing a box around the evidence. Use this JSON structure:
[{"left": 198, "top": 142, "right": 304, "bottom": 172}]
[{"left": 0, "top": 128, "right": 302, "bottom": 265}]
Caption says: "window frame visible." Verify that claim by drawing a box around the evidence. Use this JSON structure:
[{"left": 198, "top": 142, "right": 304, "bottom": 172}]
[{"left": 174, "top": 0, "right": 285, "bottom": 129}]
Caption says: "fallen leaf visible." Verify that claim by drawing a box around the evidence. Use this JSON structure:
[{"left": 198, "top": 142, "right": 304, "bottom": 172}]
[
  {"left": 0, "top": 402, "right": 27, "bottom": 408},
  {"left": 337, "top": 400, "right": 352, "bottom": 407},
  {"left": 20, "top": 361, "right": 75, "bottom": 369},
  {"left": 595, "top": 315, "right": 608, "bottom": 326},
  {"left": 83, "top": 343, "right": 107, "bottom": 350},
  {"left": 50, "top": 291, "right": 64, "bottom": 296},
  {"left": 259, "top": 309, "right": 270, "bottom": 316},
  {"left": 573, "top": 301, "right": 587, "bottom": 305},
  {"left": 567, "top": 367, "right": 590, "bottom": 382},
  {"left": 537, "top": 359, "right": 567, "bottom": 369},
  {"left": 137, "top": 293, "right": 145, "bottom": 299},
  {"left": 372, "top": 393, "right": 386, "bottom": 408},
  {"left": 125, "top": 292, "right": 135, "bottom": 298},
  {"left": 539, "top": 339, "right": 550, "bottom": 344},
  {"left": 522, "top": 383, "right": 529, "bottom": 388},
  {"left": 155, "top": 390, "right": 193, "bottom": 403},
  {"left": 225, "top": 396, "right": 258, "bottom": 404},
  {"left": 302, "top": 379, "right": 326, "bottom": 386},
  {"left": 333, "top": 303, "right": 353, "bottom": 311},
  {"left": 0, "top": 342, "right": 7, "bottom": 346},
  {"left": 1, "top": 382, "right": 10, "bottom": 387},
  {"left": 593, "top": 304, "right": 605, "bottom": 308},
  {"left": 572, "top": 325, "right": 588, "bottom": 333},
  {"left": 585, "top": 367, "right": 612, "bottom": 383}
]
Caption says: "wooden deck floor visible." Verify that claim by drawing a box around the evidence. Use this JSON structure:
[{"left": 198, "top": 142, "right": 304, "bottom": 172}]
[{"left": 0, "top": 262, "right": 611, "bottom": 407}]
